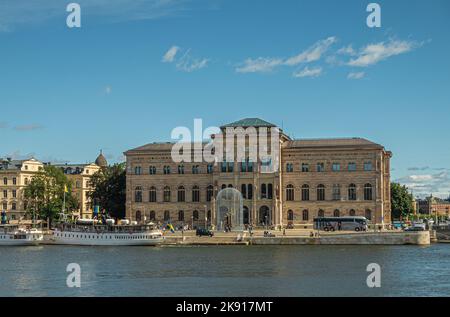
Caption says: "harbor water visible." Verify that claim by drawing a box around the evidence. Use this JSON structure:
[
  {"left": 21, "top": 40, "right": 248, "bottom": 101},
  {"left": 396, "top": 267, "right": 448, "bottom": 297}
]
[{"left": 1, "top": 244, "right": 449, "bottom": 296}]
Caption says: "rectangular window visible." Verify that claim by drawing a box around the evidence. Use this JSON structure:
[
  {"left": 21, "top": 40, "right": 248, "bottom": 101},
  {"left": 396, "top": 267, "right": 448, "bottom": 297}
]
[
  {"left": 348, "top": 163, "right": 357, "bottom": 171},
  {"left": 207, "top": 164, "right": 213, "bottom": 174},
  {"left": 301, "top": 163, "right": 309, "bottom": 172},
  {"left": 332, "top": 163, "right": 340, "bottom": 172},
  {"left": 364, "top": 161, "right": 373, "bottom": 171},
  {"left": 317, "top": 163, "right": 325, "bottom": 172}
]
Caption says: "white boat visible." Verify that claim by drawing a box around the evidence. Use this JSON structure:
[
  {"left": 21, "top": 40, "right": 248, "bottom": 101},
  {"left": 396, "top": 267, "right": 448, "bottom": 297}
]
[
  {"left": 50, "top": 220, "right": 164, "bottom": 246},
  {"left": 0, "top": 225, "right": 44, "bottom": 246}
]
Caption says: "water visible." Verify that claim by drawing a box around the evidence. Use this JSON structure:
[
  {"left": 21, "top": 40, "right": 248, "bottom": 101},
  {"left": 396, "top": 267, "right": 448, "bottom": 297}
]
[{"left": 1, "top": 244, "right": 449, "bottom": 296}]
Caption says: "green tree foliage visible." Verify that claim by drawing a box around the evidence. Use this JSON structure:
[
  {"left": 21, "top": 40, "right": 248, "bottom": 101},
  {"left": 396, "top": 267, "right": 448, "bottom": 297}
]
[
  {"left": 24, "top": 165, "right": 79, "bottom": 223},
  {"left": 89, "top": 163, "right": 126, "bottom": 219},
  {"left": 391, "top": 182, "right": 414, "bottom": 220}
]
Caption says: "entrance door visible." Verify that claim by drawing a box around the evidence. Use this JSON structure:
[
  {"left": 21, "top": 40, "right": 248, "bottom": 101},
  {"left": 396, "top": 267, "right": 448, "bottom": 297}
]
[
  {"left": 243, "top": 206, "right": 250, "bottom": 225},
  {"left": 259, "top": 206, "right": 270, "bottom": 226}
]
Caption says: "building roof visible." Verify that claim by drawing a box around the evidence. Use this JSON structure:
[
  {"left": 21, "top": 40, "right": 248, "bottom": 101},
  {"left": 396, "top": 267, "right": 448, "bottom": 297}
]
[
  {"left": 125, "top": 142, "right": 207, "bottom": 154},
  {"left": 221, "top": 118, "right": 277, "bottom": 128},
  {"left": 285, "top": 138, "right": 384, "bottom": 149},
  {"left": 0, "top": 158, "right": 39, "bottom": 171},
  {"left": 95, "top": 151, "right": 108, "bottom": 167}
]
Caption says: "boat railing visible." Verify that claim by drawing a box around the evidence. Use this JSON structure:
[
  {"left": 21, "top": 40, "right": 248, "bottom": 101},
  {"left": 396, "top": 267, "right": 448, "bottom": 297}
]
[{"left": 56, "top": 223, "right": 157, "bottom": 233}]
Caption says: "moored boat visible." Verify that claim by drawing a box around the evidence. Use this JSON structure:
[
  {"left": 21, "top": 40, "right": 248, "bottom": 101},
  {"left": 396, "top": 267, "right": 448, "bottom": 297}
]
[{"left": 0, "top": 225, "right": 44, "bottom": 246}]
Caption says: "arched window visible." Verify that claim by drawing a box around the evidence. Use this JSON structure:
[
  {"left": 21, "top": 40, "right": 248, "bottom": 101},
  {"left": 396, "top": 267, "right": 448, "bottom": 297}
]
[
  {"left": 178, "top": 210, "right": 185, "bottom": 221},
  {"left": 149, "top": 166, "right": 156, "bottom": 174},
  {"left": 206, "top": 185, "right": 214, "bottom": 202},
  {"left": 364, "top": 184, "right": 373, "bottom": 201},
  {"left": 348, "top": 184, "right": 357, "bottom": 200},
  {"left": 267, "top": 184, "right": 273, "bottom": 199},
  {"left": 221, "top": 184, "right": 227, "bottom": 190},
  {"left": 365, "top": 209, "right": 372, "bottom": 220},
  {"left": 193, "top": 210, "right": 199, "bottom": 221},
  {"left": 286, "top": 184, "right": 294, "bottom": 201},
  {"left": 150, "top": 210, "right": 156, "bottom": 221},
  {"left": 134, "top": 166, "right": 142, "bottom": 175},
  {"left": 241, "top": 184, "right": 247, "bottom": 199},
  {"left": 192, "top": 186, "right": 200, "bottom": 202},
  {"left": 301, "top": 184, "right": 309, "bottom": 201},
  {"left": 163, "top": 186, "right": 171, "bottom": 202},
  {"left": 164, "top": 210, "right": 170, "bottom": 221},
  {"left": 149, "top": 186, "right": 157, "bottom": 202},
  {"left": 287, "top": 210, "right": 294, "bottom": 221},
  {"left": 3, "top": 178, "right": 7, "bottom": 185},
  {"left": 11, "top": 202, "right": 16, "bottom": 210},
  {"left": 135, "top": 210, "right": 142, "bottom": 222},
  {"left": 318, "top": 209, "right": 325, "bottom": 218},
  {"left": 349, "top": 209, "right": 356, "bottom": 216},
  {"left": 317, "top": 184, "right": 325, "bottom": 201},
  {"left": 247, "top": 184, "right": 253, "bottom": 199},
  {"left": 333, "top": 209, "right": 340, "bottom": 217},
  {"left": 163, "top": 166, "right": 171, "bottom": 174},
  {"left": 192, "top": 165, "right": 200, "bottom": 174},
  {"left": 177, "top": 186, "right": 185, "bottom": 202},
  {"left": 261, "top": 184, "right": 267, "bottom": 199},
  {"left": 302, "top": 209, "right": 309, "bottom": 221},
  {"left": 134, "top": 186, "right": 142, "bottom": 202},
  {"left": 228, "top": 184, "right": 233, "bottom": 188}
]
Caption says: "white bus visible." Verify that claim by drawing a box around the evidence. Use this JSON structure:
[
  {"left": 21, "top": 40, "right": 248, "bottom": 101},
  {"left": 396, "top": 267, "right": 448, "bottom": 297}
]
[{"left": 313, "top": 216, "right": 368, "bottom": 232}]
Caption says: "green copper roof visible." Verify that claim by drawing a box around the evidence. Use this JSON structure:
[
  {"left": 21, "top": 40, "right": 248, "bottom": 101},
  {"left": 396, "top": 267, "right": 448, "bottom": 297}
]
[{"left": 221, "top": 118, "right": 277, "bottom": 128}]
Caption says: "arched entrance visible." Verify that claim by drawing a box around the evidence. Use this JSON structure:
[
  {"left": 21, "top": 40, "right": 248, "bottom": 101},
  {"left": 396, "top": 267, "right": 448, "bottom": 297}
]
[
  {"left": 259, "top": 206, "right": 270, "bottom": 227},
  {"left": 135, "top": 210, "right": 142, "bottom": 223},
  {"left": 216, "top": 188, "right": 244, "bottom": 231},
  {"left": 243, "top": 206, "right": 250, "bottom": 225}
]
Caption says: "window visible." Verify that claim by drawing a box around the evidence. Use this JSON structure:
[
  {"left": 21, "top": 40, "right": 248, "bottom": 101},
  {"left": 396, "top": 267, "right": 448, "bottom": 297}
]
[
  {"left": 241, "top": 159, "right": 253, "bottom": 173},
  {"left": 11, "top": 202, "right": 16, "bottom": 210},
  {"left": 135, "top": 211, "right": 142, "bottom": 222},
  {"left": 12, "top": 178, "right": 16, "bottom": 185},
  {"left": 2, "top": 202, "right": 7, "bottom": 210},
  {"left": 206, "top": 185, "right": 214, "bottom": 202},
  {"left": 302, "top": 209, "right": 309, "bottom": 221},
  {"left": 364, "top": 184, "right": 373, "bottom": 201},
  {"left": 178, "top": 165, "right": 184, "bottom": 174},
  {"left": 192, "top": 165, "right": 200, "bottom": 174},
  {"left": 247, "top": 184, "right": 253, "bottom": 199},
  {"left": 221, "top": 161, "right": 234, "bottom": 173},
  {"left": 261, "top": 184, "right": 267, "bottom": 199},
  {"left": 287, "top": 210, "right": 294, "bottom": 221},
  {"left": 317, "top": 162, "right": 325, "bottom": 172},
  {"left": 364, "top": 161, "right": 373, "bottom": 171},
  {"left": 207, "top": 164, "right": 213, "bottom": 174},
  {"left": 178, "top": 210, "right": 185, "bottom": 221},
  {"left": 24, "top": 178, "right": 29, "bottom": 185},
  {"left": 3, "top": 178, "right": 7, "bottom": 185},
  {"left": 193, "top": 210, "right": 199, "bottom": 221},
  {"left": 150, "top": 211, "right": 156, "bottom": 221},
  {"left": 178, "top": 186, "right": 185, "bottom": 202},
  {"left": 365, "top": 209, "right": 372, "bottom": 220},
  {"left": 318, "top": 209, "right": 325, "bottom": 218},
  {"left": 164, "top": 166, "right": 171, "bottom": 174},
  {"left": 149, "top": 166, "right": 156, "bottom": 174},
  {"left": 12, "top": 190, "right": 16, "bottom": 198},
  {"left": 192, "top": 186, "right": 200, "bottom": 202},
  {"left": 163, "top": 186, "right": 171, "bottom": 202},
  {"left": 134, "top": 187, "right": 142, "bottom": 202},
  {"left": 349, "top": 209, "right": 356, "bottom": 216},
  {"left": 286, "top": 163, "right": 294, "bottom": 173},
  {"left": 348, "top": 162, "right": 357, "bottom": 171},
  {"left": 301, "top": 185, "right": 309, "bottom": 201},
  {"left": 286, "top": 185, "right": 294, "bottom": 201},
  {"left": 241, "top": 184, "right": 247, "bottom": 199},
  {"left": 301, "top": 163, "right": 309, "bottom": 172},
  {"left": 317, "top": 184, "right": 325, "bottom": 201},
  {"left": 348, "top": 184, "right": 357, "bottom": 201},
  {"left": 149, "top": 187, "right": 157, "bottom": 202},
  {"left": 164, "top": 210, "right": 170, "bottom": 221},
  {"left": 332, "top": 163, "right": 340, "bottom": 172},
  {"left": 332, "top": 184, "right": 341, "bottom": 200},
  {"left": 221, "top": 184, "right": 227, "bottom": 190},
  {"left": 134, "top": 166, "right": 142, "bottom": 175},
  {"left": 333, "top": 209, "right": 340, "bottom": 217},
  {"left": 3, "top": 190, "right": 8, "bottom": 198},
  {"left": 267, "top": 184, "right": 273, "bottom": 199},
  {"left": 227, "top": 162, "right": 234, "bottom": 173},
  {"left": 221, "top": 162, "right": 227, "bottom": 173}
]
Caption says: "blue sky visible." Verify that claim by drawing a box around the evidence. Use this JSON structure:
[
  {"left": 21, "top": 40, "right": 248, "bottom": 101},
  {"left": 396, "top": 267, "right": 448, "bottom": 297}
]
[{"left": 0, "top": 0, "right": 449, "bottom": 197}]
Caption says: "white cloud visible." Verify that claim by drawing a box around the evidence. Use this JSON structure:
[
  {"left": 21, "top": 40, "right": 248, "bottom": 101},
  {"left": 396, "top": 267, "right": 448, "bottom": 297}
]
[
  {"left": 162, "top": 46, "right": 180, "bottom": 63},
  {"left": 176, "top": 57, "right": 209, "bottom": 72},
  {"left": 395, "top": 171, "right": 450, "bottom": 198},
  {"left": 236, "top": 37, "right": 336, "bottom": 74},
  {"left": 337, "top": 45, "right": 357, "bottom": 56},
  {"left": 284, "top": 37, "right": 337, "bottom": 66},
  {"left": 347, "top": 72, "right": 365, "bottom": 79},
  {"left": 293, "top": 66, "right": 322, "bottom": 78},
  {"left": 348, "top": 39, "right": 419, "bottom": 67}
]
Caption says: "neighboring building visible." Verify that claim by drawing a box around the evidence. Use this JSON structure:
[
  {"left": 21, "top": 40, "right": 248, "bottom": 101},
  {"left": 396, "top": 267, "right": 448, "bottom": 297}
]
[
  {"left": 54, "top": 152, "right": 106, "bottom": 219},
  {"left": 124, "top": 118, "right": 392, "bottom": 228},
  {"left": 417, "top": 195, "right": 450, "bottom": 217},
  {"left": 0, "top": 157, "right": 44, "bottom": 221}
]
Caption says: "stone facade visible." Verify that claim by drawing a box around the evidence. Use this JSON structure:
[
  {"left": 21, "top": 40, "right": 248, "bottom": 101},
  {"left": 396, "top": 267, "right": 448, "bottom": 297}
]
[
  {"left": 0, "top": 158, "right": 44, "bottom": 221},
  {"left": 417, "top": 196, "right": 450, "bottom": 217},
  {"left": 124, "top": 118, "right": 392, "bottom": 228}
]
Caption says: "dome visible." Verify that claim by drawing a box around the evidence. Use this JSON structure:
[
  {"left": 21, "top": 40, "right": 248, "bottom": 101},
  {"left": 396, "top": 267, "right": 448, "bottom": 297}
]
[{"left": 95, "top": 151, "right": 108, "bottom": 168}]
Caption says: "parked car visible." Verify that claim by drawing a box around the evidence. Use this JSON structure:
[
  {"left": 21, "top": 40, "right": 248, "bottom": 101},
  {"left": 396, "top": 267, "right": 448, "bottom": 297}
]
[
  {"left": 404, "top": 226, "right": 425, "bottom": 232},
  {"left": 196, "top": 228, "right": 214, "bottom": 237}
]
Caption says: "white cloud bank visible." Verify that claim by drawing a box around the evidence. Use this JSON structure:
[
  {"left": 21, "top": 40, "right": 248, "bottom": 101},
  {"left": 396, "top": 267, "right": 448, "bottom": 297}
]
[
  {"left": 293, "top": 66, "right": 322, "bottom": 78},
  {"left": 162, "top": 46, "right": 209, "bottom": 72},
  {"left": 395, "top": 171, "right": 450, "bottom": 198},
  {"left": 162, "top": 46, "right": 180, "bottom": 63},
  {"left": 347, "top": 72, "right": 365, "bottom": 79}
]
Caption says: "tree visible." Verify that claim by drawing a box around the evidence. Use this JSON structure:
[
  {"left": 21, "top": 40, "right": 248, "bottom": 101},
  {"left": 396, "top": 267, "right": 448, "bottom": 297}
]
[
  {"left": 24, "top": 165, "right": 79, "bottom": 224},
  {"left": 89, "top": 163, "right": 126, "bottom": 219},
  {"left": 391, "top": 182, "right": 414, "bottom": 220}
]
